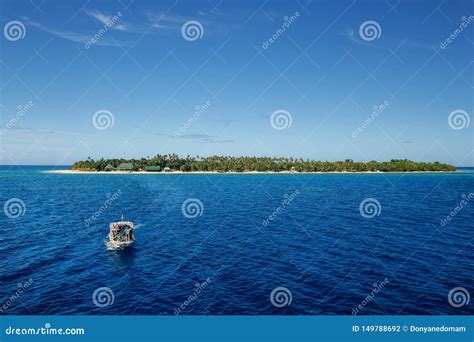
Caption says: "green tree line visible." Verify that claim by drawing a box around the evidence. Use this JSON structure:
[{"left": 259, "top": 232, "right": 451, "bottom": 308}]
[{"left": 70, "top": 155, "right": 456, "bottom": 172}]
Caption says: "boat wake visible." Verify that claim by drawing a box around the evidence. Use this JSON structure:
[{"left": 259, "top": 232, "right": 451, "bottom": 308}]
[{"left": 105, "top": 239, "right": 132, "bottom": 251}]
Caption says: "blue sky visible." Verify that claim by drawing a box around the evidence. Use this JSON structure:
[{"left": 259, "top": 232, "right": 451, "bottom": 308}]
[{"left": 0, "top": 0, "right": 472, "bottom": 165}]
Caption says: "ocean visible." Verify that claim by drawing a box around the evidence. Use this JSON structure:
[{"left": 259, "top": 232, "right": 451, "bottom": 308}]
[{"left": 1, "top": 166, "right": 473, "bottom": 315}]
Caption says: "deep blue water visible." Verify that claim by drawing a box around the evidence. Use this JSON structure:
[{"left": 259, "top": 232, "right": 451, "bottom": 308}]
[{"left": 1, "top": 166, "right": 473, "bottom": 315}]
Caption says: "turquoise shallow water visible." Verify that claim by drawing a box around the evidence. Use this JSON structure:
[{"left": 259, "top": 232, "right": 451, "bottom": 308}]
[{"left": 0, "top": 166, "right": 473, "bottom": 315}]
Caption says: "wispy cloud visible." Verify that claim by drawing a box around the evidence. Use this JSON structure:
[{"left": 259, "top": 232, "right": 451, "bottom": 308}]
[
  {"left": 156, "top": 132, "right": 234, "bottom": 143},
  {"left": 209, "top": 118, "right": 238, "bottom": 127},
  {"left": 24, "top": 17, "right": 127, "bottom": 47},
  {"left": 5, "top": 127, "right": 56, "bottom": 134},
  {"left": 156, "top": 133, "right": 214, "bottom": 139},
  {"left": 85, "top": 9, "right": 131, "bottom": 32},
  {"left": 87, "top": 9, "right": 211, "bottom": 33},
  {"left": 405, "top": 40, "right": 436, "bottom": 50},
  {"left": 342, "top": 29, "right": 373, "bottom": 47},
  {"left": 146, "top": 12, "right": 210, "bottom": 31},
  {"left": 178, "top": 133, "right": 216, "bottom": 139},
  {"left": 203, "top": 138, "right": 234, "bottom": 144},
  {"left": 25, "top": 7, "right": 221, "bottom": 46}
]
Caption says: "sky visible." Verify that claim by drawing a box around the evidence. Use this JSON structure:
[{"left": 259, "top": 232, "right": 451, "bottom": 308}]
[{"left": 0, "top": 0, "right": 472, "bottom": 165}]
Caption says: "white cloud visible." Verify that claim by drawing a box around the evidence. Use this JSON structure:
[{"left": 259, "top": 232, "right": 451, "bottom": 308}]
[
  {"left": 85, "top": 9, "right": 130, "bottom": 32},
  {"left": 24, "top": 17, "right": 128, "bottom": 47}
]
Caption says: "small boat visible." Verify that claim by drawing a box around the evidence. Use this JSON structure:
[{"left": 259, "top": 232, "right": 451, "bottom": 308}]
[{"left": 108, "top": 215, "right": 134, "bottom": 248}]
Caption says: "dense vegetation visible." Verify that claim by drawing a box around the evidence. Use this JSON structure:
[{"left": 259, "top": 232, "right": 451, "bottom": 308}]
[{"left": 70, "top": 155, "right": 456, "bottom": 172}]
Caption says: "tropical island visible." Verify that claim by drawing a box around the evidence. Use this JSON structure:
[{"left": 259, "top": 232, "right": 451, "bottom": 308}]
[{"left": 65, "top": 155, "right": 456, "bottom": 173}]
